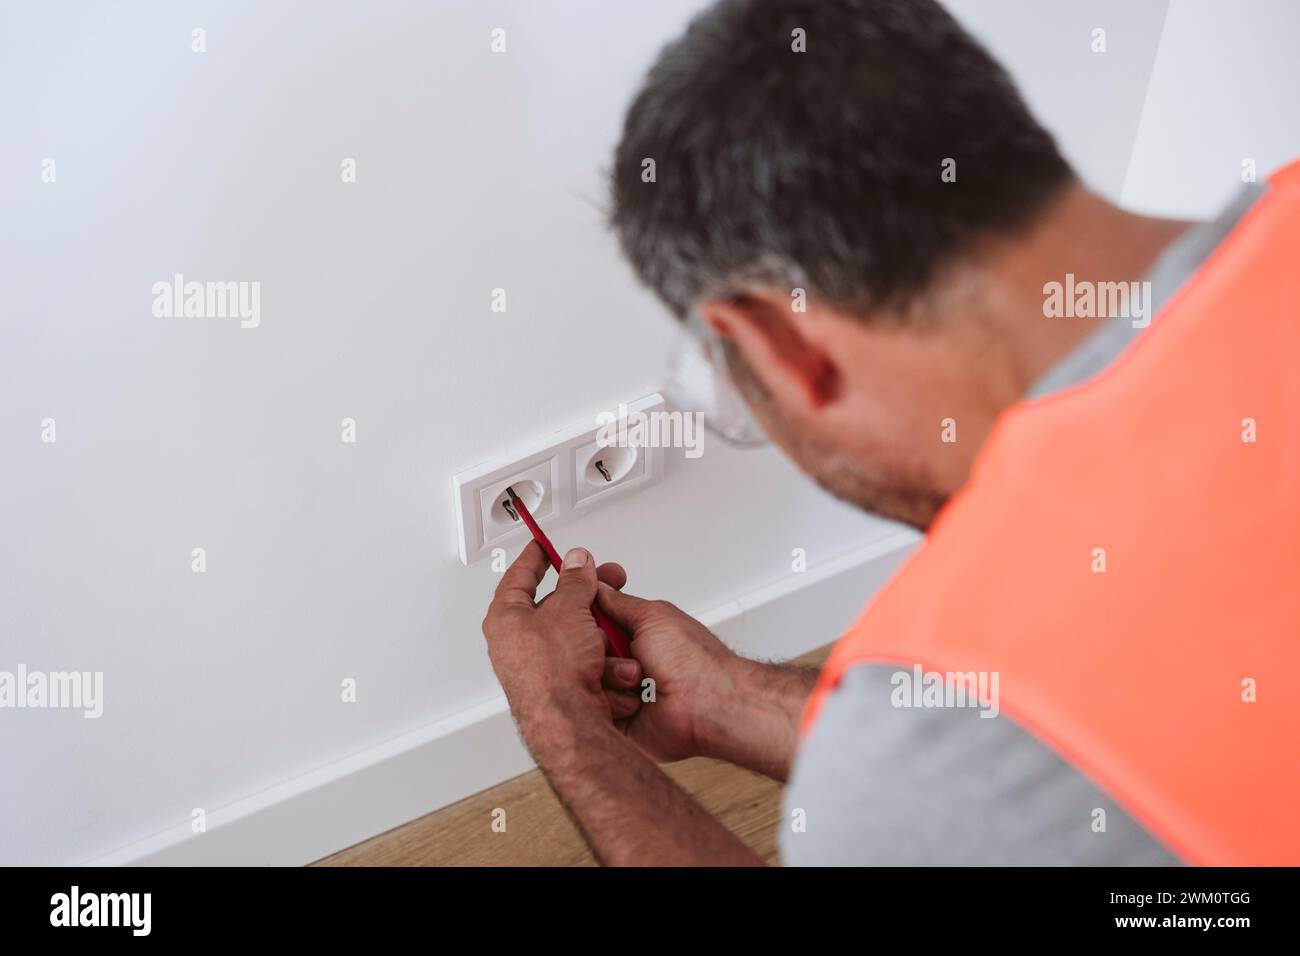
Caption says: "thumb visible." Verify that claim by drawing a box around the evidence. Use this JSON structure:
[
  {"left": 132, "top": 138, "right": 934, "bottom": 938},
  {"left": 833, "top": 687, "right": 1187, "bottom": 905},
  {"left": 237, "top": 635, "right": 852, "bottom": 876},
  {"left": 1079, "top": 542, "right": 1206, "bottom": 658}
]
[
  {"left": 594, "top": 582, "right": 657, "bottom": 631},
  {"left": 552, "top": 547, "right": 597, "bottom": 610}
]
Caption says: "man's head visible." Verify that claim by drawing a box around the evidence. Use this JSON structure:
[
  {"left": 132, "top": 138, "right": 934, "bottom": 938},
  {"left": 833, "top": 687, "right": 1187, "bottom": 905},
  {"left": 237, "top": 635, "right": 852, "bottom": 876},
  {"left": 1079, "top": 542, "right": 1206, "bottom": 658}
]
[{"left": 610, "top": 0, "right": 1078, "bottom": 527}]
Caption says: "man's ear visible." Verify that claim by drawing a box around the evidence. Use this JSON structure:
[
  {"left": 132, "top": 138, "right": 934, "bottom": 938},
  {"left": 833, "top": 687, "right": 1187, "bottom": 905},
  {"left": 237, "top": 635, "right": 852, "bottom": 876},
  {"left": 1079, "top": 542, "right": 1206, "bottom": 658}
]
[{"left": 700, "top": 294, "right": 841, "bottom": 412}]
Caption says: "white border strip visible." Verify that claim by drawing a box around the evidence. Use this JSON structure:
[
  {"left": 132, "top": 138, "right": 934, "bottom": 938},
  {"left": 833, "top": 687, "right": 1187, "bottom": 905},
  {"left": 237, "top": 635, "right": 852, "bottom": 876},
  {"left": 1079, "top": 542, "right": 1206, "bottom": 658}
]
[{"left": 85, "top": 529, "right": 918, "bottom": 866}]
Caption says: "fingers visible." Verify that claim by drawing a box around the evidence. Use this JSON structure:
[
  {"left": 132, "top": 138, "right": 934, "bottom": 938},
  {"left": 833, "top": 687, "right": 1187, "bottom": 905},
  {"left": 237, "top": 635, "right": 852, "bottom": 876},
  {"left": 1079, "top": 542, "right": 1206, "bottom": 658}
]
[
  {"left": 596, "top": 561, "right": 627, "bottom": 591},
  {"left": 605, "top": 689, "right": 641, "bottom": 720},
  {"left": 602, "top": 658, "right": 642, "bottom": 720},
  {"left": 594, "top": 582, "right": 659, "bottom": 630},
  {"left": 534, "top": 557, "right": 627, "bottom": 610},
  {"left": 489, "top": 540, "right": 550, "bottom": 614},
  {"left": 602, "top": 657, "right": 642, "bottom": 690},
  {"left": 550, "top": 547, "right": 597, "bottom": 611}
]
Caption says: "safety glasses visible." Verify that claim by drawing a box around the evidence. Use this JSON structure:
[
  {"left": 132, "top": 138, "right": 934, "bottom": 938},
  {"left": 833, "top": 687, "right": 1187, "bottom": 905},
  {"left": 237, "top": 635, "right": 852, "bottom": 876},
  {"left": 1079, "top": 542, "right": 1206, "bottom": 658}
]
[{"left": 663, "top": 308, "right": 770, "bottom": 449}]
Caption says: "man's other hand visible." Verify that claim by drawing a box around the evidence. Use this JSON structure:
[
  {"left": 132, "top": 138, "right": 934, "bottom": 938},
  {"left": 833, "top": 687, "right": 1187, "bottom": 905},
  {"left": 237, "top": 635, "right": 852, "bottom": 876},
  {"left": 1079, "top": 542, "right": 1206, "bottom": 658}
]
[{"left": 595, "top": 584, "right": 745, "bottom": 764}]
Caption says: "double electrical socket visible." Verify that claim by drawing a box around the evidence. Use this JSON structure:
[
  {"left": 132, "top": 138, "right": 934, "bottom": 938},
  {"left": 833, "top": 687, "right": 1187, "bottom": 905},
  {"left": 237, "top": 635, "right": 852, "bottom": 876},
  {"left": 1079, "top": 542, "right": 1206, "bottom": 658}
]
[{"left": 452, "top": 393, "right": 666, "bottom": 565}]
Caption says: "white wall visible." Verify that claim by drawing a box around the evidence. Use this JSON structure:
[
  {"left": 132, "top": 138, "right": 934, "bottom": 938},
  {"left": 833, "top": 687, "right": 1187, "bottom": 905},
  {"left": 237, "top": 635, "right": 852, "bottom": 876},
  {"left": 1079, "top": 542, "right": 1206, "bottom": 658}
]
[
  {"left": 1120, "top": 0, "right": 1300, "bottom": 214},
  {"left": 2, "top": 1, "right": 1296, "bottom": 865}
]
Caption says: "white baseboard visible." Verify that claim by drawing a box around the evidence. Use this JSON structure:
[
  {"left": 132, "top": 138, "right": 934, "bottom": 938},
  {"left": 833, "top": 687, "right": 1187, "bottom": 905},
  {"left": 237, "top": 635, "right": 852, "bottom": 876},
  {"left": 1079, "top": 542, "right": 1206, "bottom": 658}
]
[{"left": 85, "top": 530, "right": 917, "bottom": 866}]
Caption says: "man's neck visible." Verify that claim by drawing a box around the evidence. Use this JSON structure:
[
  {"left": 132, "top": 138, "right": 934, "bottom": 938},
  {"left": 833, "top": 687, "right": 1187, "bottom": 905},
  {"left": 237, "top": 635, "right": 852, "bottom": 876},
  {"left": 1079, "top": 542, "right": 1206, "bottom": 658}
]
[
  {"left": 986, "top": 183, "right": 1194, "bottom": 397},
  {"left": 911, "top": 184, "right": 1194, "bottom": 502}
]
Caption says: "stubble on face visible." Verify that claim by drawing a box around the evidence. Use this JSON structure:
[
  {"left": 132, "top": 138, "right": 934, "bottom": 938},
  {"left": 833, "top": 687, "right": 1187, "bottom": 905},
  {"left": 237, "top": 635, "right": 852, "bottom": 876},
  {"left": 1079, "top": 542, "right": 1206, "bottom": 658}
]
[{"left": 771, "top": 408, "right": 950, "bottom": 530}]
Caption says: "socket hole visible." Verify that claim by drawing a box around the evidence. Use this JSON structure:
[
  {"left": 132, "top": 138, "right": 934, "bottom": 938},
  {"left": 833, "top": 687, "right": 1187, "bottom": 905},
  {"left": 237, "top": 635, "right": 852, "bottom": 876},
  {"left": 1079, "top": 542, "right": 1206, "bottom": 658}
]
[
  {"left": 487, "top": 479, "right": 544, "bottom": 535},
  {"left": 584, "top": 445, "right": 636, "bottom": 488}
]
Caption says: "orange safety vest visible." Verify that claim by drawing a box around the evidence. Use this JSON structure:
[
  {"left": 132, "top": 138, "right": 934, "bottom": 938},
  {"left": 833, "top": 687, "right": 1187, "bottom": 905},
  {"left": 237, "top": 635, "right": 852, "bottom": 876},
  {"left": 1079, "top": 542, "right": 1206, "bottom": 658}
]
[{"left": 802, "top": 161, "right": 1300, "bottom": 866}]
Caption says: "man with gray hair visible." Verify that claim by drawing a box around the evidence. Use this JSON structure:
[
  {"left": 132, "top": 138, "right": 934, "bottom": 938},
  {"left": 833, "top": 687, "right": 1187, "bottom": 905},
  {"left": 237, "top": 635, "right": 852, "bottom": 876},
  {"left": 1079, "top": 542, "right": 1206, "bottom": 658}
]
[{"left": 480, "top": 0, "right": 1298, "bottom": 865}]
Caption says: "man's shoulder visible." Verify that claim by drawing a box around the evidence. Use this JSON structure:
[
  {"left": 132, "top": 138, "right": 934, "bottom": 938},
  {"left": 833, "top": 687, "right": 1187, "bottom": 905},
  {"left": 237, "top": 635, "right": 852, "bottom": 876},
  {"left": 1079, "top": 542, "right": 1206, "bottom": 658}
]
[{"left": 781, "top": 662, "right": 1180, "bottom": 866}]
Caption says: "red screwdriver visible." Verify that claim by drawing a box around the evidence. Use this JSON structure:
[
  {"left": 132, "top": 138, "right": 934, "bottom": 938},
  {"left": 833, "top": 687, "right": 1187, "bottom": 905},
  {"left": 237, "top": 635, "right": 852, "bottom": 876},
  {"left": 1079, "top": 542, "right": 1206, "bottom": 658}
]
[{"left": 504, "top": 485, "right": 633, "bottom": 659}]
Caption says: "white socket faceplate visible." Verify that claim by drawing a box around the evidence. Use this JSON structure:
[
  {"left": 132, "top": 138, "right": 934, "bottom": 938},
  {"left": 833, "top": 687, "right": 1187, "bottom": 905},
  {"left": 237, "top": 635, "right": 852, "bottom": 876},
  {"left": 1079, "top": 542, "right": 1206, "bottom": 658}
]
[{"left": 452, "top": 393, "right": 666, "bottom": 564}]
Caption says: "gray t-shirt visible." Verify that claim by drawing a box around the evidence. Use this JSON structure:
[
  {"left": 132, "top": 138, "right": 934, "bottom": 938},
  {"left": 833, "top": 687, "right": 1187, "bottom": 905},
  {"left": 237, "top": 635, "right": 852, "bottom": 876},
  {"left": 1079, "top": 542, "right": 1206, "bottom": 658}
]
[{"left": 781, "top": 186, "right": 1263, "bottom": 866}]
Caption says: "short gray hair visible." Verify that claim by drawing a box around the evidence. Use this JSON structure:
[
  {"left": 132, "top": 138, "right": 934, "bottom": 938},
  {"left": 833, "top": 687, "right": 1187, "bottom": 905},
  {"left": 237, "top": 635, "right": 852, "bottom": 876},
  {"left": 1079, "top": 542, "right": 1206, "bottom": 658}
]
[{"left": 610, "top": 0, "right": 1073, "bottom": 320}]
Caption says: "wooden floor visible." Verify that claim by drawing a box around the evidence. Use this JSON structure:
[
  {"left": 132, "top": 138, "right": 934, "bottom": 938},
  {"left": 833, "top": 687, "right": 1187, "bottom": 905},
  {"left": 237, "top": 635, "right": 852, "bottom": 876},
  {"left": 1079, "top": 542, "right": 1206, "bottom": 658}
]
[{"left": 314, "top": 646, "right": 829, "bottom": 867}]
